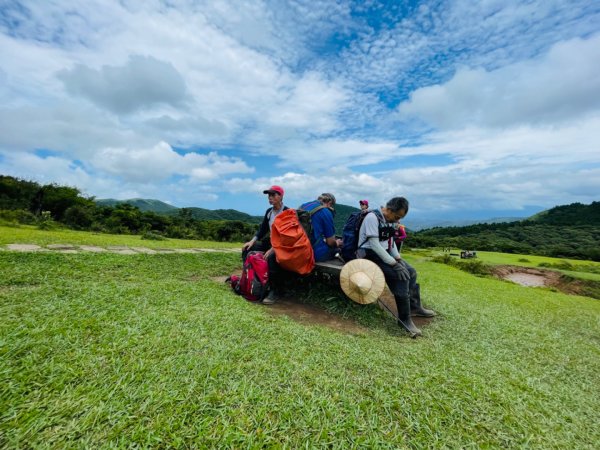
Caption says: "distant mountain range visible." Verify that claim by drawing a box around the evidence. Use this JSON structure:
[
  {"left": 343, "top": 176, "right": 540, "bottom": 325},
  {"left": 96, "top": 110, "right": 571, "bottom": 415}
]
[
  {"left": 96, "top": 198, "right": 179, "bottom": 213},
  {"left": 95, "top": 198, "right": 524, "bottom": 231},
  {"left": 96, "top": 198, "right": 264, "bottom": 224},
  {"left": 404, "top": 216, "right": 528, "bottom": 231}
]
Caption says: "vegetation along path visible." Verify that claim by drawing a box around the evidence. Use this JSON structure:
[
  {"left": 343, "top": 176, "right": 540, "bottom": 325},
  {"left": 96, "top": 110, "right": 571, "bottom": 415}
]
[{"left": 1, "top": 243, "right": 241, "bottom": 254}]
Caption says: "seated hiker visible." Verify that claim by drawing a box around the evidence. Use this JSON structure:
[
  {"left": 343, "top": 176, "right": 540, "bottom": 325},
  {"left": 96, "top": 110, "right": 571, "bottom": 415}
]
[
  {"left": 359, "top": 199, "right": 369, "bottom": 211},
  {"left": 242, "top": 185, "right": 288, "bottom": 261},
  {"left": 357, "top": 197, "right": 436, "bottom": 337},
  {"left": 300, "top": 193, "right": 343, "bottom": 262}
]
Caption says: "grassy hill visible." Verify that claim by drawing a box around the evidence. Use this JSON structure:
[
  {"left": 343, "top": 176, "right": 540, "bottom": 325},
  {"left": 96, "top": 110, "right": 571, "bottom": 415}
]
[
  {"left": 96, "top": 198, "right": 178, "bottom": 213},
  {"left": 1, "top": 233, "right": 599, "bottom": 448},
  {"left": 528, "top": 201, "right": 600, "bottom": 225},
  {"left": 96, "top": 198, "right": 263, "bottom": 223},
  {"left": 164, "top": 207, "right": 263, "bottom": 224},
  {"left": 96, "top": 197, "right": 359, "bottom": 229}
]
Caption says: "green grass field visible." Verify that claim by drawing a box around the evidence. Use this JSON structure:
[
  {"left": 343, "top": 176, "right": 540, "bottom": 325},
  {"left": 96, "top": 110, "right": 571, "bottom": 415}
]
[
  {"left": 0, "top": 225, "right": 240, "bottom": 250},
  {"left": 1, "top": 232, "right": 599, "bottom": 447},
  {"left": 429, "top": 248, "right": 600, "bottom": 281}
]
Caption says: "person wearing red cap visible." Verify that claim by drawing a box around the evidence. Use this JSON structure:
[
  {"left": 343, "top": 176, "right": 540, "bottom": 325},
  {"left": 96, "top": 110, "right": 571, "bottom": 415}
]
[
  {"left": 359, "top": 199, "right": 369, "bottom": 211},
  {"left": 242, "top": 185, "right": 288, "bottom": 261}
]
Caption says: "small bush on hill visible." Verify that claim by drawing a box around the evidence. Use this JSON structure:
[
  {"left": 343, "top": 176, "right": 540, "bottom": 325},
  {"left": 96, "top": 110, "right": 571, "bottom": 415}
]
[
  {"left": 432, "top": 253, "right": 491, "bottom": 276},
  {"left": 37, "top": 211, "right": 58, "bottom": 230},
  {"left": 142, "top": 231, "right": 166, "bottom": 241}
]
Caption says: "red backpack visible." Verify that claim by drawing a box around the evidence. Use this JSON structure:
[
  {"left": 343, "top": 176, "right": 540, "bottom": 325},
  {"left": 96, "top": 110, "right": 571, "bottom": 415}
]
[{"left": 227, "top": 251, "right": 269, "bottom": 302}]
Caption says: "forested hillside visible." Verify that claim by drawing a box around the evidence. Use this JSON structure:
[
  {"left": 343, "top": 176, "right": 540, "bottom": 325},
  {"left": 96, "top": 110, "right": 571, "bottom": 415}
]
[
  {"left": 409, "top": 202, "right": 600, "bottom": 261},
  {"left": 96, "top": 198, "right": 178, "bottom": 213},
  {"left": 0, "top": 175, "right": 256, "bottom": 242},
  {"left": 97, "top": 198, "right": 263, "bottom": 223},
  {"left": 97, "top": 196, "right": 357, "bottom": 229}
]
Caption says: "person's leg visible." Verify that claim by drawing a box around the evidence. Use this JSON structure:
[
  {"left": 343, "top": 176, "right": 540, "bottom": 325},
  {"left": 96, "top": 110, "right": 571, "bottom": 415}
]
[
  {"left": 401, "top": 261, "right": 436, "bottom": 317},
  {"left": 263, "top": 251, "right": 281, "bottom": 304},
  {"left": 363, "top": 251, "right": 421, "bottom": 336}
]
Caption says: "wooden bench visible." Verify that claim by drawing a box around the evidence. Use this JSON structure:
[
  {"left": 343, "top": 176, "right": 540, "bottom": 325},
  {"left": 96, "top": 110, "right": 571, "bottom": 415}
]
[
  {"left": 313, "top": 258, "right": 345, "bottom": 281},
  {"left": 313, "top": 257, "right": 398, "bottom": 318}
]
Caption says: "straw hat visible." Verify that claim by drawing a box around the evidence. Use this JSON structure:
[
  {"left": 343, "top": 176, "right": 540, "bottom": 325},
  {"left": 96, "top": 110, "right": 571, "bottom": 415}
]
[{"left": 339, "top": 259, "right": 385, "bottom": 304}]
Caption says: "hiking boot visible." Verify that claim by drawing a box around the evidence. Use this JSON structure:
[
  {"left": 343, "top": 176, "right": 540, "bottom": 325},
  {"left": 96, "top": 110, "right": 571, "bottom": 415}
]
[
  {"left": 410, "top": 283, "right": 436, "bottom": 317},
  {"left": 262, "top": 290, "right": 278, "bottom": 305},
  {"left": 411, "top": 305, "right": 436, "bottom": 318},
  {"left": 398, "top": 317, "right": 422, "bottom": 338}
]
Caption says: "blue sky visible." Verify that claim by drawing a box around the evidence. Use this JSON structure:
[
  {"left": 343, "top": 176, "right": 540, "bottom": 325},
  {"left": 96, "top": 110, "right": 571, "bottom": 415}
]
[{"left": 1, "top": 0, "right": 599, "bottom": 226}]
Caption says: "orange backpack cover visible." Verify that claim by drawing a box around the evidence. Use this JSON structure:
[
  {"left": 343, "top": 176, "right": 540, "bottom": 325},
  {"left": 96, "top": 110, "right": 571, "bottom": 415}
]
[{"left": 270, "top": 209, "right": 315, "bottom": 275}]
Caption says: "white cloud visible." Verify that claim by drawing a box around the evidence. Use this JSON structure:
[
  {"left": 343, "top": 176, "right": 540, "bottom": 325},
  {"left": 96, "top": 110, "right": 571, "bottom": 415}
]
[
  {"left": 271, "top": 138, "right": 401, "bottom": 170},
  {"left": 58, "top": 55, "right": 188, "bottom": 114},
  {"left": 91, "top": 142, "right": 254, "bottom": 182},
  {"left": 265, "top": 72, "right": 349, "bottom": 133},
  {"left": 398, "top": 34, "right": 600, "bottom": 129}
]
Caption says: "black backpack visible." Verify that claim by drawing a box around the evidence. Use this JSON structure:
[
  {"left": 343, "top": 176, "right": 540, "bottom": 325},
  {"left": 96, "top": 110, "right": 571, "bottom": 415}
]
[
  {"left": 341, "top": 209, "right": 370, "bottom": 261},
  {"left": 341, "top": 209, "right": 394, "bottom": 261},
  {"left": 297, "top": 200, "right": 327, "bottom": 246}
]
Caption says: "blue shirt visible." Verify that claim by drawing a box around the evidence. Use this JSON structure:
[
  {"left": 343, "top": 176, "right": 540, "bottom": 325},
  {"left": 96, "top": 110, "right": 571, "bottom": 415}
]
[{"left": 310, "top": 206, "right": 336, "bottom": 261}]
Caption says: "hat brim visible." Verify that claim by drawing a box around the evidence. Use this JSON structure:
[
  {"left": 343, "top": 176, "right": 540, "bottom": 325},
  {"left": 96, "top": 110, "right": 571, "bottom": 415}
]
[
  {"left": 263, "top": 190, "right": 280, "bottom": 195},
  {"left": 339, "top": 259, "right": 385, "bottom": 304}
]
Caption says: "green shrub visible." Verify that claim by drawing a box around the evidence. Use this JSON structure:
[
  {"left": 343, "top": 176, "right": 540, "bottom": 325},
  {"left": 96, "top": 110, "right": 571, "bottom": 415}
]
[
  {"left": 459, "top": 259, "right": 491, "bottom": 275},
  {"left": 539, "top": 260, "right": 574, "bottom": 270},
  {"left": 0, "top": 209, "right": 36, "bottom": 224},
  {"left": 432, "top": 254, "right": 454, "bottom": 264},
  {"left": 432, "top": 253, "right": 491, "bottom": 276},
  {"left": 142, "top": 231, "right": 167, "bottom": 241},
  {"left": 37, "top": 211, "right": 58, "bottom": 230}
]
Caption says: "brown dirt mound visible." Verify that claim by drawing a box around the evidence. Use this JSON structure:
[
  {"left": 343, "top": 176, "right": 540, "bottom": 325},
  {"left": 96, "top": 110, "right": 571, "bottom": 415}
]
[
  {"left": 213, "top": 275, "right": 433, "bottom": 333},
  {"left": 491, "top": 265, "right": 587, "bottom": 296},
  {"left": 492, "top": 265, "right": 559, "bottom": 287},
  {"left": 265, "top": 298, "right": 369, "bottom": 335}
]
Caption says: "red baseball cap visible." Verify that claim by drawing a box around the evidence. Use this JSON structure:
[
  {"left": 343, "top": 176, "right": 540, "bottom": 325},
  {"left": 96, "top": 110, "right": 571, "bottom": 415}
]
[
  {"left": 359, "top": 199, "right": 369, "bottom": 206},
  {"left": 263, "top": 185, "right": 284, "bottom": 196}
]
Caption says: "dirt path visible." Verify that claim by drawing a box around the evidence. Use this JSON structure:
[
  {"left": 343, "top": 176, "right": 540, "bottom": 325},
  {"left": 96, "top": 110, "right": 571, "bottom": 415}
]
[{"left": 2, "top": 243, "right": 241, "bottom": 254}]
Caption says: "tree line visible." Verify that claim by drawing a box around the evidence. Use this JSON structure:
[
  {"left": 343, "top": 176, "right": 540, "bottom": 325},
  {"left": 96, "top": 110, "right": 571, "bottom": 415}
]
[
  {"left": 407, "top": 201, "right": 600, "bottom": 261},
  {"left": 0, "top": 175, "right": 256, "bottom": 242},
  {"left": 3, "top": 175, "right": 598, "bottom": 261}
]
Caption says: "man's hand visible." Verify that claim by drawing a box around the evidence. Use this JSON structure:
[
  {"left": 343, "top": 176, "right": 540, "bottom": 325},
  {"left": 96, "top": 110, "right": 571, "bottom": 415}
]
[
  {"left": 392, "top": 261, "right": 410, "bottom": 280},
  {"left": 242, "top": 239, "right": 255, "bottom": 251}
]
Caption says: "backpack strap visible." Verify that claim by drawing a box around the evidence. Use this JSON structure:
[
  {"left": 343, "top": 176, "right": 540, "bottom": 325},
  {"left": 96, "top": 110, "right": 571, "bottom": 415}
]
[
  {"left": 357, "top": 209, "right": 396, "bottom": 250},
  {"left": 299, "top": 200, "right": 325, "bottom": 215},
  {"left": 357, "top": 209, "right": 383, "bottom": 250}
]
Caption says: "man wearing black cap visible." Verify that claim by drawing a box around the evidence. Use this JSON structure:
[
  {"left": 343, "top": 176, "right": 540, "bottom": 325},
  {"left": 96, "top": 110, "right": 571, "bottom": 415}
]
[{"left": 242, "top": 185, "right": 288, "bottom": 261}]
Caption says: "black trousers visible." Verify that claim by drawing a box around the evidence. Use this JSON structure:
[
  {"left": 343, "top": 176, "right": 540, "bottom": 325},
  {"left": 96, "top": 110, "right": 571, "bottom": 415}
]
[{"left": 362, "top": 249, "right": 417, "bottom": 319}]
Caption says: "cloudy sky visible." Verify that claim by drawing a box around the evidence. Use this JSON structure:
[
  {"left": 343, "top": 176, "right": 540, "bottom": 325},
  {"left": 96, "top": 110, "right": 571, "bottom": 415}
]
[{"left": 1, "top": 0, "right": 599, "bottom": 224}]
